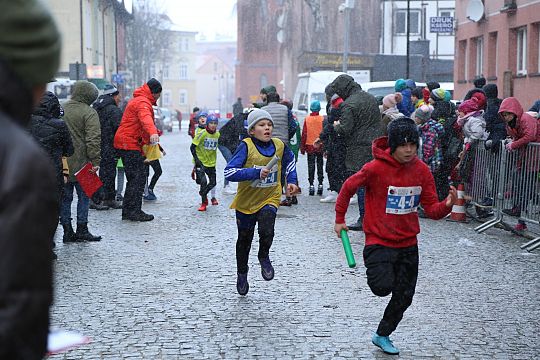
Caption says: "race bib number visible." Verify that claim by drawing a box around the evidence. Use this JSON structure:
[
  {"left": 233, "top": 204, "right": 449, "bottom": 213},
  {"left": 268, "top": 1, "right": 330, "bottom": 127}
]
[
  {"left": 203, "top": 138, "right": 218, "bottom": 151},
  {"left": 386, "top": 186, "right": 422, "bottom": 214},
  {"left": 254, "top": 164, "right": 278, "bottom": 188}
]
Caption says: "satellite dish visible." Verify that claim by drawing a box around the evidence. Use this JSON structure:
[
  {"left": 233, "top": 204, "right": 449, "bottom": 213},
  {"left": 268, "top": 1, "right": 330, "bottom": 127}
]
[
  {"left": 277, "top": 29, "right": 286, "bottom": 44},
  {"left": 466, "top": 0, "right": 485, "bottom": 22}
]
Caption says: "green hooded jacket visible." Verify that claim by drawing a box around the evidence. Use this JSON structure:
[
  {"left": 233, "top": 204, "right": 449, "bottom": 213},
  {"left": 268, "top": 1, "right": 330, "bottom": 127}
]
[
  {"left": 330, "top": 75, "right": 383, "bottom": 172},
  {"left": 63, "top": 81, "right": 100, "bottom": 180}
]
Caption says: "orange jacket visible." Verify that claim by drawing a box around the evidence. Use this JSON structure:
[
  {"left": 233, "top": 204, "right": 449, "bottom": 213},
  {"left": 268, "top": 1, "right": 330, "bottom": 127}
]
[
  {"left": 300, "top": 113, "right": 324, "bottom": 154},
  {"left": 114, "top": 84, "right": 158, "bottom": 151}
]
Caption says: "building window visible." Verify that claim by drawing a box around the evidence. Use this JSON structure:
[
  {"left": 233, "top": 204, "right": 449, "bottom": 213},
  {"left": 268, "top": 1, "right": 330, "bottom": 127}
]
[
  {"left": 183, "top": 38, "right": 189, "bottom": 51},
  {"left": 457, "top": 40, "right": 467, "bottom": 81},
  {"left": 438, "top": 9, "right": 454, "bottom": 35},
  {"left": 260, "top": 74, "right": 268, "bottom": 89},
  {"left": 179, "top": 63, "right": 188, "bottom": 80},
  {"left": 163, "top": 64, "right": 169, "bottom": 79},
  {"left": 179, "top": 89, "right": 188, "bottom": 104},
  {"left": 162, "top": 90, "right": 171, "bottom": 107},
  {"left": 395, "top": 9, "right": 421, "bottom": 35},
  {"left": 476, "top": 37, "right": 484, "bottom": 77},
  {"left": 517, "top": 27, "right": 527, "bottom": 75}
]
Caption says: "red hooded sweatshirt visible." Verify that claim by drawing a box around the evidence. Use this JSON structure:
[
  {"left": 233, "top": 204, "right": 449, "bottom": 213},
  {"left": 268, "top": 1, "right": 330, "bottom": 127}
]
[
  {"left": 335, "top": 137, "right": 451, "bottom": 248},
  {"left": 114, "top": 83, "right": 158, "bottom": 152}
]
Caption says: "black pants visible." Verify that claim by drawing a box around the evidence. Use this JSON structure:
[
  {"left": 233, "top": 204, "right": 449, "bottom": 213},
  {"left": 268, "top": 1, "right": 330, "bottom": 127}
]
[
  {"left": 326, "top": 150, "right": 347, "bottom": 192},
  {"left": 197, "top": 166, "right": 216, "bottom": 201},
  {"left": 100, "top": 149, "right": 118, "bottom": 200},
  {"left": 145, "top": 159, "right": 162, "bottom": 190},
  {"left": 307, "top": 153, "right": 324, "bottom": 185},
  {"left": 363, "top": 244, "right": 419, "bottom": 337},
  {"left": 118, "top": 149, "right": 146, "bottom": 216},
  {"left": 235, "top": 205, "right": 277, "bottom": 274}
]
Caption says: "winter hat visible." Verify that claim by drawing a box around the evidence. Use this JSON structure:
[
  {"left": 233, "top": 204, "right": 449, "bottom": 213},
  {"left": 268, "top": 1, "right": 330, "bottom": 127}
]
[
  {"left": 310, "top": 100, "right": 321, "bottom": 112},
  {"left": 394, "top": 79, "right": 407, "bottom": 92},
  {"left": 206, "top": 114, "right": 219, "bottom": 123},
  {"left": 458, "top": 99, "right": 479, "bottom": 114},
  {"left": 103, "top": 84, "right": 119, "bottom": 96},
  {"left": 415, "top": 104, "right": 433, "bottom": 123},
  {"left": 387, "top": 117, "right": 419, "bottom": 154},
  {"left": 382, "top": 93, "right": 401, "bottom": 108},
  {"left": 196, "top": 111, "right": 208, "bottom": 120},
  {"left": 147, "top": 78, "right": 162, "bottom": 94},
  {"left": 473, "top": 77, "right": 486, "bottom": 88},
  {"left": 471, "top": 91, "right": 486, "bottom": 109},
  {"left": 426, "top": 81, "right": 440, "bottom": 91},
  {"left": 0, "top": 0, "right": 61, "bottom": 88},
  {"left": 430, "top": 88, "right": 446, "bottom": 101},
  {"left": 411, "top": 87, "right": 423, "bottom": 99},
  {"left": 482, "top": 83, "right": 498, "bottom": 99},
  {"left": 260, "top": 85, "right": 276, "bottom": 95},
  {"left": 405, "top": 79, "right": 416, "bottom": 90},
  {"left": 444, "top": 90, "right": 452, "bottom": 102},
  {"left": 331, "top": 94, "right": 343, "bottom": 109},
  {"left": 247, "top": 108, "right": 273, "bottom": 131}
]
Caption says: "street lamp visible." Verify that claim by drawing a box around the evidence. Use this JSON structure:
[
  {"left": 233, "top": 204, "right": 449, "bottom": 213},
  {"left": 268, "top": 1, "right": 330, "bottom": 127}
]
[{"left": 339, "top": 0, "right": 355, "bottom": 73}]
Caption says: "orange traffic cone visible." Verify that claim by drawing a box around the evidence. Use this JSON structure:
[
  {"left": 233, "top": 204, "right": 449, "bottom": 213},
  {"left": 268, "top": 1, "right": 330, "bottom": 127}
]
[{"left": 447, "top": 183, "right": 468, "bottom": 223}]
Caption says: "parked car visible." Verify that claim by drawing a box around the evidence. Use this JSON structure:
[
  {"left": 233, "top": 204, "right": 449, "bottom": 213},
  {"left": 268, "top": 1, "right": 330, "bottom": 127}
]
[
  {"left": 153, "top": 106, "right": 164, "bottom": 133},
  {"left": 160, "top": 107, "right": 173, "bottom": 132}
]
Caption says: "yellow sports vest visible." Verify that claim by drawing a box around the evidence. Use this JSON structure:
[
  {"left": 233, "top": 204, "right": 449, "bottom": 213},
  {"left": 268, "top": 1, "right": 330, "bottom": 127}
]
[{"left": 230, "top": 138, "right": 284, "bottom": 214}]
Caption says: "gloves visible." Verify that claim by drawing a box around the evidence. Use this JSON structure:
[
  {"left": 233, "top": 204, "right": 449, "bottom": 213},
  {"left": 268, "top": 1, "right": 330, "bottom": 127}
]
[{"left": 505, "top": 142, "right": 513, "bottom": 151}]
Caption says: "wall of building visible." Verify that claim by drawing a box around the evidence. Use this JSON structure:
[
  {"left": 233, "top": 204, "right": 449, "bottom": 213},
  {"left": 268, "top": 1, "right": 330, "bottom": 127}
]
[{"left": 455, "top": 0, "right": 540, "bottom": 106}]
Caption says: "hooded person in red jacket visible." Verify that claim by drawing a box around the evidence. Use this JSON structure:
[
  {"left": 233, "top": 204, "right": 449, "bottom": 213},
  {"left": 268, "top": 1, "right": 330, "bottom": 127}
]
[
  {"left": 114, "top": 78, "right": 161, "bottom": 221},
  {"left": 334, "top": 117, "right": 457, "bottom": 355}
]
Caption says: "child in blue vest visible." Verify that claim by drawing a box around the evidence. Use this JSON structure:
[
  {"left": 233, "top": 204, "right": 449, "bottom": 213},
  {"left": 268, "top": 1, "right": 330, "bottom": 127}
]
[{"left": 224, "top": 109, "right": 298, "bottom": 295}]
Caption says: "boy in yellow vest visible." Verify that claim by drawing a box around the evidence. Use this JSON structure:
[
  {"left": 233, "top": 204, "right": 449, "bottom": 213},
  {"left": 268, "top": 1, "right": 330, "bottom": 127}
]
[
  {"left": 190, "top": 115, "right": 220, "bottom": 211},
  {"left": 300, "top": 100, "right": 325, "bottom": 196},
  {"left": 224, "top": 109, "right": 299, "bottom": 295}
]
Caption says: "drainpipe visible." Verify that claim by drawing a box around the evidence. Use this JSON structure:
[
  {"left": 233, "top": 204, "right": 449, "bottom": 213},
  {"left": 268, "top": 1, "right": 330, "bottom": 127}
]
[{"left": 80, "top": 0, "right": 84, "bottom": 63}]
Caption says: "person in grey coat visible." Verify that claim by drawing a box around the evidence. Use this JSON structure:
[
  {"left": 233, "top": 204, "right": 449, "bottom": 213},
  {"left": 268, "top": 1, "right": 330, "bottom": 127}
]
[{"left": 330, "top": 74, "right": 383, "bottom": 230}]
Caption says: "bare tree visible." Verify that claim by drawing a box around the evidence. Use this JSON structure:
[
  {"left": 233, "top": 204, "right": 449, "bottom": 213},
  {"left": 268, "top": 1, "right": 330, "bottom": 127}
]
[{"left": 126, "top": 0, "right": 171, "bottom": 89}]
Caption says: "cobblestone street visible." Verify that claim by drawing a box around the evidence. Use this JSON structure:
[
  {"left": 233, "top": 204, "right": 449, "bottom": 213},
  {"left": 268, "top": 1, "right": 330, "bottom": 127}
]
[{"left": 50, "top": 130, "right": 539, "bottom": 359}]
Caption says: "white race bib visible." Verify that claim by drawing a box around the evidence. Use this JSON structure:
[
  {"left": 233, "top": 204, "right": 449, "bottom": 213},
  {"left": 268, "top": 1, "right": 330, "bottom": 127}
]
[
  {"left": 203, "top": 137, "right": 218, "bottom": 150},
  {"left": 385, "top": 186, "right": 422, "bottom": 215},
  {"left": 254, "top": 164, "right": 278, "bottom": 188}
]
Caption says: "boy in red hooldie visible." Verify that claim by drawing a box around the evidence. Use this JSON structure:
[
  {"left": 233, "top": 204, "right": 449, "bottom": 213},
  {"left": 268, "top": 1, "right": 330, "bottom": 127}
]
[{"left": 334, "top": 117, "right": 457, "bottom": 355}]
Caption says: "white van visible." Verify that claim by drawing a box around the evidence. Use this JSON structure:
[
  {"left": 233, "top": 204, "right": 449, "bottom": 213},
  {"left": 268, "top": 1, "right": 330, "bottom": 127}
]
[
  {"left": 293, "top": 71, "right": 346, "bottom": 116},
  {"left": 46, "top": 78, "right": 76, "bottom": 104}
]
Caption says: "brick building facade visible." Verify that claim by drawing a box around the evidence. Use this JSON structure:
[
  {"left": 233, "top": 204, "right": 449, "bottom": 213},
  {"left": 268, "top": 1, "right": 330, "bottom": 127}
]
[{"left": 455, "top": 0, "right": 540, "bottom": 106}]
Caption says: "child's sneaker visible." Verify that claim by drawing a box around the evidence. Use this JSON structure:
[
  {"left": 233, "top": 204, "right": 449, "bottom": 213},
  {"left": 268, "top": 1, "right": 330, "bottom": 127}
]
[
  {"left": 372, "top": 333, "right": 399, "bottom": 355},
  {"left": 259, "top": 257, "right": 274, "bottom": 280},
  {"left": 320, "top": 190, "right": 338, "bottom": 203},
  {"left": 198, "top": 203, "right": 207, "bottom": 211},
  {"left": 291, "top": 196, "right": 298, "bottom": 205},
  {"left": 515, "top": 221, "right": 527, "bottom": 232},
  {"left": 236, "top": 272, "right": 249, "bottom": 296},
  {"left": 317, "top": 184, "right": 323, "bottom": 196},
  {"left": 211, "top": 197, "right": 219, "bottom": 205},
  {"left": 223, "top": 185, "right": 237, "bottom": 195},
  {"left": 280, "top": 197, "right": 292, "bottom": 206},
  {"left": 349, "top": 194, "right": 358, "bottom": 204},
  {"left": 309, "top": 185, "right": 315, "bottom": 196}
]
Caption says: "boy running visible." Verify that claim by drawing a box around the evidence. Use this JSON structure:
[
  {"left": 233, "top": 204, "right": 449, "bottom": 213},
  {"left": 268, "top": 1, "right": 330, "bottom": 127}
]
[
  {"left": 334, "top": 117, "right": 457, "bottom": 355},
  {"left": 225, "top": 109, "right": 298, "bottom": 295}
]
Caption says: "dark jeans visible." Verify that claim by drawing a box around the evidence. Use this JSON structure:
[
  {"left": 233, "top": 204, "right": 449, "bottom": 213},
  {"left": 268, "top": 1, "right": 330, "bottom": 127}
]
[
  {"left": 363, "top": 245, "right": 419, "bottom": 337},
  {"left": 235, "top": 205, "right": 277, "bottom": 274},
  {"left": 307, "top": 152, "right": 324, "bottom": 185},
  {"left": 326, "top": 151, "right": 347, "bottom": 192},
  {"left": 347, "top": 171, "right": 365, "bottom": 219},
  {"left": 146, "top": 159, "right": 162, "bottom": 190},
  {"left": 60, "top": 181, "right": 89, "bottom": 225},
  {"left": 218, "top": 145, "right": 234, "bottom": 187},
  {"left": 197, "top": 166, "right": 216, "bottom": 200},
  {"left": 118, "top": 149, "right": 146, "bottom": 216},
  {"left": 100, "top": 149, "right": 118, "bottom": 200}
]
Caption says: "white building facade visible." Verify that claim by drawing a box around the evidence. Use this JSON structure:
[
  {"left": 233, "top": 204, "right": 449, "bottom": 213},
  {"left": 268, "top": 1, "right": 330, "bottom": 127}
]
[{"left": 380, "top": 0, "right": 455, "bottom": 60}]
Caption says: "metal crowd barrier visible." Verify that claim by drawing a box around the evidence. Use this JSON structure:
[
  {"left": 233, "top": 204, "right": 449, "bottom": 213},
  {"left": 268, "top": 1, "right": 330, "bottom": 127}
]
[{"left": 467, "top": 140, "right": 540, "bottom": 251}]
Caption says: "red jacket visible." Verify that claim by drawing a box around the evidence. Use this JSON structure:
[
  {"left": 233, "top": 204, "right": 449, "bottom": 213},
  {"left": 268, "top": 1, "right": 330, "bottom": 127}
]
[
  {"left": 114, "top": 84, "right": 158, "bottom": 151},
  {"left": 335, "top": 137, "right": 451, "bottom": 248}
]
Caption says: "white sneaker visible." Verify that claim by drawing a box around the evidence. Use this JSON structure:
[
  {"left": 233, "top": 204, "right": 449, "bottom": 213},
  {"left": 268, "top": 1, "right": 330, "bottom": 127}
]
[
  {"left": 349, "top": 194, "right": 358, "bottom": 204},
  {"left": 223, "top": 185, "right": 237, "bottom": 195},
  {"left": 320, "top": 191, "right": 338, "bottom": 203}
]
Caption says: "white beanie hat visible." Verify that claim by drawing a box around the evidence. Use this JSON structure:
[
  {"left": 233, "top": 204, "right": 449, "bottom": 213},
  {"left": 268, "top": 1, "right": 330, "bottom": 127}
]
[{"left": 247, "top": 109, "right": 273, "bottom": 131}]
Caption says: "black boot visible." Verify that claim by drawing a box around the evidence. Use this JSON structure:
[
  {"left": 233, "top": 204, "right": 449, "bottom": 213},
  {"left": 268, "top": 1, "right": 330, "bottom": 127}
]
[
  {"left": 75, "top": 223, "right": 102, "bottom": 241},
  {"left": 62, "top": 223, "right": 81, "bottom": 243}
]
